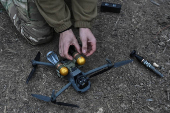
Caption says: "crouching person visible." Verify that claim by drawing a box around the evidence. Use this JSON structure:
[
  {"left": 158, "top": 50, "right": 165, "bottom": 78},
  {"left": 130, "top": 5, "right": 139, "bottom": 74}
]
[
  {"left": 0, "top": 0, "right": 54, "bottom": 45},
  {"left": 0, "top": 0, "right": 98, "bottom": 60}
]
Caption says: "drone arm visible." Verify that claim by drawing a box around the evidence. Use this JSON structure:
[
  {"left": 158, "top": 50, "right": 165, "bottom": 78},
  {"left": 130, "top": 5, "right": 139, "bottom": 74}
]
[
  {"left": 84, "top": 63, "right": 113, "bottom": 76},
  {"left": 84, "top": 59, "right": 133, "bottom": 78},
  {"left": 53, "top": 82, "right": 72, "bottom": 100},
  {"left": 32, "top": 60, "right": 55, "bottom": 67}
]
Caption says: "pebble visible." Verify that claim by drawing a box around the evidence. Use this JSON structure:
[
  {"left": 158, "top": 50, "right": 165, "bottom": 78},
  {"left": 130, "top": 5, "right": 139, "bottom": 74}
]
[
  {"left": 167, "top": 87, "right": 170, "bottom": 92},
  {"left": 146, "top": 98, "right": 153, "bottom": 101},
  {"left": 96, "top": 107, "right": 104, "bottom": 113},
  {"left": 159, "top": 42, "right": 165, "bottom": 46},
  {"left": 107, "top": 87, "right": 111, "bottom": 91},
  {"left": 165, "top": 62, "right": 170, "bottom": 66},
  {"left": 153, "top": 62, "right": 159, "bottom": 67}
]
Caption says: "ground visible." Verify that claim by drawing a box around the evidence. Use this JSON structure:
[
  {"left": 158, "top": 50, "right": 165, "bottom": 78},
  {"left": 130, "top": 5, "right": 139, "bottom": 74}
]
[{"left": 0, "top": 0, "right": 170, "bottom": 113}]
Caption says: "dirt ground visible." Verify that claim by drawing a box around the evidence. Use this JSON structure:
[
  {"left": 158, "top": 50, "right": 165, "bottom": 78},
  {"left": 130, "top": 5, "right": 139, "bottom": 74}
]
[{"left": 1, "top": 0, "right": 170, "bottom": 113}]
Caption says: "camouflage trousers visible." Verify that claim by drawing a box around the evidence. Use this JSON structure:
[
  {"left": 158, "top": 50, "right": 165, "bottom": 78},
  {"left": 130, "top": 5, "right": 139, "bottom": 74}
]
[{"left": 0, "top": 0, "right": 54, "bottom": 45}]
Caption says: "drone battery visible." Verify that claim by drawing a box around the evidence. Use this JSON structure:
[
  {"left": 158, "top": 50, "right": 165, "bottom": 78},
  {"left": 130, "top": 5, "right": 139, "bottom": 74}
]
[{"left": 101, "top": 2, "right": 121, "bottom": 13}]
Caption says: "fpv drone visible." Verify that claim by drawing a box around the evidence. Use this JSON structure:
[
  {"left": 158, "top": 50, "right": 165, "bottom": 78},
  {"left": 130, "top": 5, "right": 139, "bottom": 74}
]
[{"left": 26, "top": 46, "right": 133, "bottom": 108}]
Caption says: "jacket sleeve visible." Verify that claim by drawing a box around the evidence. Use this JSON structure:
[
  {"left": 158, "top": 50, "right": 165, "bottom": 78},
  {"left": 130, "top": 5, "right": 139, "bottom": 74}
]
[
  {"left": 71, "top": 0, "right": 98, "bottom": 28},
  {"left": 35, "top": 0, "right": 72, "bottom": 33}
]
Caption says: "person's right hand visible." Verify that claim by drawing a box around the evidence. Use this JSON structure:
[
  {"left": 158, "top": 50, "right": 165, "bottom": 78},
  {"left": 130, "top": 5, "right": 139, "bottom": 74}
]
[{"left": 59, "top": 29, "right": 81, "bottom": 60}]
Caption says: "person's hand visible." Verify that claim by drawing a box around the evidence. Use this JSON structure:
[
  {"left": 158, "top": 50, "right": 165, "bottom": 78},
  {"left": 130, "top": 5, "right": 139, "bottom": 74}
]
[
  {"left": 79, "top": 28, "right": 96, "bottom": 57},
  {"left": 59, "top": 29, "right": 81, "bottom": 60}
]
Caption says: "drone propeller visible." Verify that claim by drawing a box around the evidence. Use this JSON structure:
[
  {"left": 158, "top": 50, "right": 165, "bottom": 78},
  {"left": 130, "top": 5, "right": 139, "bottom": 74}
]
[
  {"left": 54, "top": 102, "right": 79, "bottom": 107},
  {"left": 31, "top": 82, "right": 79, "bottom": 108},
  {"left": 88, "top": 59, "right": 133, "bottom": 78},
  {"left": 31, "top": 92, "right": 79, "bottom": 108},
  {"left": 31, "top": 94, "right": 51, "bottom": 102},
  {"left": 113, "top": 59, "right": 133, "bottom": 68},
  {"left": 26, "top": 52, "right": 40, "bottom": 84}
]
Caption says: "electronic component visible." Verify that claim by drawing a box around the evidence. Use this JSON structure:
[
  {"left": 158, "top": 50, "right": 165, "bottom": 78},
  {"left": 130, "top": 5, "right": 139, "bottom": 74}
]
[{"left": 101, "top": 2, "right": 121, "bottom": 13}]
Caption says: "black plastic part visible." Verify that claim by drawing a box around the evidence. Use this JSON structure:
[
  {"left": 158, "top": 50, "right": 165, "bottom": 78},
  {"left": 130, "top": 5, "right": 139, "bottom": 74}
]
[
  {"left": 89, "top": 66, "right": 113, "bottom": 78},
  {"left": 130, "top": 50, "right": 143, "bottom": 62},
  {"left": 130, "top": 50, "right": 136, "bottom": 57},
  {"left": 68, "top": 45, "right": 76, "bottom": 56},
  {"left": 101, "top": 2, "right": 121, "bottom": 13},
  {"left": 55, "top": 102, "right": 79, "bottom": 108},
  {"left": 71, "top": 67, "right": 77, "bottom": 72}
]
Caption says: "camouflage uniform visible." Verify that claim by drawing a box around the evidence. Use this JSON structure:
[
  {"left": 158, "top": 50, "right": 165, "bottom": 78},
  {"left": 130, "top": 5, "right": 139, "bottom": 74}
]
[{"left": 0, "top": 0, "right": 54, "bottom": 45}]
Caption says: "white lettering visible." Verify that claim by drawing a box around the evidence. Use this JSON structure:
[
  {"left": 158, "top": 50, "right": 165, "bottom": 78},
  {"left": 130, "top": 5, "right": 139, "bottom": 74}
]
[{"left": 143, "top": 60, "right": 151, "bottom": 67}]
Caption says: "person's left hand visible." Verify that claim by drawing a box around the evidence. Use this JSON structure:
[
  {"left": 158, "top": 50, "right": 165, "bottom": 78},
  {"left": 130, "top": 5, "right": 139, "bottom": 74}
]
[{"left": 79, "top": 28, "right": 96, "bottom": 57}]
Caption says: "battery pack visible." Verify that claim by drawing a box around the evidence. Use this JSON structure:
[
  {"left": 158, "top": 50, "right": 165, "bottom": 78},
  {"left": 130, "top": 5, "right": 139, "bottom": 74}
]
[{"left": 101, "top": 2, "right": 121, "bottom": 13}]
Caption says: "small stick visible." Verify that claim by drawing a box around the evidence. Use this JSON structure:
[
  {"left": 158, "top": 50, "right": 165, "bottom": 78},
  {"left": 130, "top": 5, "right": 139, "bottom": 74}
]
[
  {"left": 168, "top": 92, "right": 169, "bottom": 100},
  {"left": 167, "top": 87, "right": 170, "bottom": 100},
  {"left": 150, "top": 0, "right": 160, "bottom": 6},
  {"left": 0, "top": 26, "right": 5, "bottom": 30},
  {"left": 4, "top": 106, "right": 6, "bottom": 113}
]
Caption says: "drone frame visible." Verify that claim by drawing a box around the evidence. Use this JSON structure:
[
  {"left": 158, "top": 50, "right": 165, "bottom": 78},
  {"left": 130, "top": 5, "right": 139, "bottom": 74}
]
[{"left": 27, "top": 51, "right": 133, "bottom": 107}]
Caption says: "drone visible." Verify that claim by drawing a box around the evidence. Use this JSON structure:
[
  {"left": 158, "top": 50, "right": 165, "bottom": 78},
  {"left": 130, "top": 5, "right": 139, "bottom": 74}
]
[{"left": 26, "top": 45, "right": 133, "bottom": 108}]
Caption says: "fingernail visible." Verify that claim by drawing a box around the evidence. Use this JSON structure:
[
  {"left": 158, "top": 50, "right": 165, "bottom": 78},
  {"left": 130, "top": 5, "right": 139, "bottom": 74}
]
[{"left": 83, "top": 50, "right": 86, "bottom": 54}]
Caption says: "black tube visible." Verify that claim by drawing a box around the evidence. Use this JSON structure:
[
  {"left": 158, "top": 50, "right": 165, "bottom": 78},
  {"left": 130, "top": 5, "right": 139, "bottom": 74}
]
[{"left": 130, "top": 50, "right": 164, "bottom": 77}]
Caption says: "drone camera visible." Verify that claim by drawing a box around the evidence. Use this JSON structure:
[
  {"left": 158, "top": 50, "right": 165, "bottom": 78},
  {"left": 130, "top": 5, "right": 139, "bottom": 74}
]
[{"left": 75, "top": 74, "right": 89, "bottom": 89}]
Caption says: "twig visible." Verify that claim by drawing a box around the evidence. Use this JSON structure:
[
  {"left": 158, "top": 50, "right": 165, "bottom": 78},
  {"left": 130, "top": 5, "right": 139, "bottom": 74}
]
[
  {"left": 107, "top": 102, "right": 113, "bottom": 112},
  {"left": 113, "top": 16, "right": 120, "bottom": 30},
  {"left": 0, "top": 26, "right": 5, "bottom": 30},
  {"left": 168, "top": 92, "right": 169, "bottom": 100},
  {"left": 155, "top": 24, "right": 170, "bottom": 38},
  {"left": 150, "top": 0, "right": 160, "bottom": 6},
  {"left": 163, "top": 44, "right": 167, "bottom": 53},
  {"left": 4, "top": 106, "right": 6, "bottom": 113}
]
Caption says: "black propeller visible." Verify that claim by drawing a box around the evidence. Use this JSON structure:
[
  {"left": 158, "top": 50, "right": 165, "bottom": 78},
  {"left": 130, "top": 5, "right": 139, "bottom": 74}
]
[
  {"left": 26, "top": 52, "right": 40, "bottom": 84},
  {"left": 114, "top": 59, "right": 133, "bottom": 68},
  {"left": 31, "top": 94, "right": 51, "bottom": 102},
  {"left": 88, "top": 59, "right": 133, "bottom": 78},
  {"left": 31, "top": 91, "right": 79, "bottom": 108}
]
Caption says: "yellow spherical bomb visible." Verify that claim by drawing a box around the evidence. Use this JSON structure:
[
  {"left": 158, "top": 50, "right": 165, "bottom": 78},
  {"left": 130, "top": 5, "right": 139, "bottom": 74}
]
[
  {"left": 72, "top": 52, "right": 86, "bottom": 65},
  {"left": 76, "top": 56, "right": 86, "bottom": 65},
  {"left": 59, "top": 67, "right": 69, "bottom": 76}
]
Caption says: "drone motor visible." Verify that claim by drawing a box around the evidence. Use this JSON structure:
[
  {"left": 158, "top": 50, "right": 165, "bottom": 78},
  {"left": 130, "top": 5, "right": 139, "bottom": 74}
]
[{"left": 75, "top": 74, "right": 89, "bottom": 89}]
